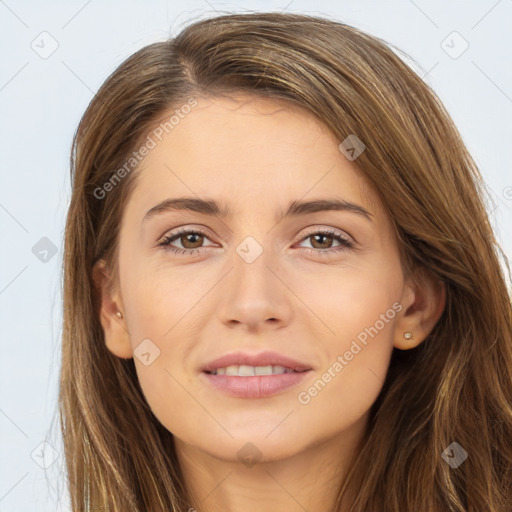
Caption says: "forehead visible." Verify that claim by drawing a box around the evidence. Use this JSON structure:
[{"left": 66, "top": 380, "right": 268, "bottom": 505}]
[{"left": 126, "top": 93, "right": 383, "bottom": 221}]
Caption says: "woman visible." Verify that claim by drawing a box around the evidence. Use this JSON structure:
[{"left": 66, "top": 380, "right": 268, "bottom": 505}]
[{"left": 59, "top": 11, "right": 512, "bottom": 512}]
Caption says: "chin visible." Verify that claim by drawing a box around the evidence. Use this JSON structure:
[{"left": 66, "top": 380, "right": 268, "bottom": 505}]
[
  {"left": 205, "top": 438, "right": 304, "bottom": 466},
  {"left": 196, "top": 423, "right": 311, "bottom": 461}
]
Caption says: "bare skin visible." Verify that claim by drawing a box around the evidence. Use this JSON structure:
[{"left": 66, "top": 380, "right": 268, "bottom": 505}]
[{"left": 94, "top": 93, "right": 445, "bottom": 512}]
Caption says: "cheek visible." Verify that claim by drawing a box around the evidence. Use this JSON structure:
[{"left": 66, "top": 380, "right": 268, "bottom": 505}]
[
  {"left": 120, "top": 262, "right": 193, "bottom": 342},
  {"left": 293, "top": 300, "right": 396, "bottom": 438},
  {"left": 119, "top": 266, "right": 203, "bottom": 395},
  {"left": 290, "top": 264, "right": 400, "bottom": 410},
  {"left": 291, "top": 258, "right": 402, "bottom": 342}
]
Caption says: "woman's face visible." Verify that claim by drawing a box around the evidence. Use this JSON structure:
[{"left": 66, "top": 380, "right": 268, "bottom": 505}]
[{"left": 103, "top": 93, "right": 412, "bottom": 463}]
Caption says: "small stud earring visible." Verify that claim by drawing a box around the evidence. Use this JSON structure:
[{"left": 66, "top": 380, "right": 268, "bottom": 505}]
[
  {"left": 403, "top": 332, "right": 413, "bottom": 340},
  {"left": 116, "top": 311, "right": 123, "bottom": 319}
]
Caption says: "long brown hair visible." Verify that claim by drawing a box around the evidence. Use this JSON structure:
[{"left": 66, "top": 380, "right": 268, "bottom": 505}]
[{"left": 58, "top": 12, "right": 512, "bottom": 511}]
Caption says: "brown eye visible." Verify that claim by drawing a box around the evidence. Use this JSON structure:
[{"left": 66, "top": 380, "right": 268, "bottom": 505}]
[
  {"left": 158, "top": 228, "right": 215, "bottom": 255},
  {"left": 179, "top": 232, "right": 204, "bottom": 249},
  {"left": 297, "top": 229, "right": 354, "bottom": 256},
  {"left": 309, "top": 233, "right": 335, "bottom": 249}
]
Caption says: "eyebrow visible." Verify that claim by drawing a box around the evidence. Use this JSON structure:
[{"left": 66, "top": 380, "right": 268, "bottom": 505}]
[{"left": 143, "top": 197, "right": 373, "bottom": 224}]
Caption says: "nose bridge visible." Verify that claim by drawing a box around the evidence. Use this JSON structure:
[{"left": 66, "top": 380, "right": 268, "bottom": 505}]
[
  {"left": 231, "top": 233, "right": 275, "bottom": 298},
  {"left": 217, "top": 232, "right": 292, "bottom": 328}
]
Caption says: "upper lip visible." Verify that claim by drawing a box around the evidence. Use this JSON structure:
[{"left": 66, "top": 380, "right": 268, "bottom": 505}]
[{"left": 201, "top": 350, "right": 312, "bottom": 373}]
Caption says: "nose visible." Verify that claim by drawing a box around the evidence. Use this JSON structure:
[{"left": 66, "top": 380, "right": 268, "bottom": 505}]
[{"left": 216, "top": 239, "right": 294, "bottom": 332}]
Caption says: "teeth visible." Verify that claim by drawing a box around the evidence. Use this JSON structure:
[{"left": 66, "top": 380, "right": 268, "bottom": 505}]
[
  {"left": 225, "top": 365, "right": 239, "bottom": 376},
  {"left": 238, "top": 365, "right": 255, "bottom": 376},
  {"left": 210, "top": 365, "right": 294, "bottom": 376},
  {"left": 255, "top": 365, "right": 272, "bottom": 375}
]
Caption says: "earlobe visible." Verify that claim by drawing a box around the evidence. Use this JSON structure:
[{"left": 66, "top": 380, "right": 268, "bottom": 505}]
[
  {"left": 394, "top": 272, "right": 446, "bottom": 350},
  {"left": 92, "top": 260, "right": 133, "bottom": 359}
]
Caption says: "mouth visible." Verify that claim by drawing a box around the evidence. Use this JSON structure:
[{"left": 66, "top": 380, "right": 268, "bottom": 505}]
[
  {"left": 200, "top": 350, "right": 312, "bottom": 375},
  {"left": 204, "top": 365, "right": 309, "bottom": 376},
  {"left": 200, "top": 351, "right": 313, "bottom": 398}
]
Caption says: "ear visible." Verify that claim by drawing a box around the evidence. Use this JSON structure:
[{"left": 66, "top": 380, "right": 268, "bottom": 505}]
[
  {"left": 92, "top": 259, "right": 133, "bottom": 359},
  {"left": 394, "top": 268, "right": 446, "bottom": 350}
]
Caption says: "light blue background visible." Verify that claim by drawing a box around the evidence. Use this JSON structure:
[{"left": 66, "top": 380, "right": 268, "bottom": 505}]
[{"left": 1, "top": 1, "right": 511, "bottom": 510}]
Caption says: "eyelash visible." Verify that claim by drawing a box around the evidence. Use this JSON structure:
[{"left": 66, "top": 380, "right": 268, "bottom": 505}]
[{"left": 158, "top": 227, "right": 355, "bottom": 257}]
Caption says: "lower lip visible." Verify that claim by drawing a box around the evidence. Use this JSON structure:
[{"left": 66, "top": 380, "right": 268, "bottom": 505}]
[{"left": 201, "top": 371, "right": 311, "bottom": 398}]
